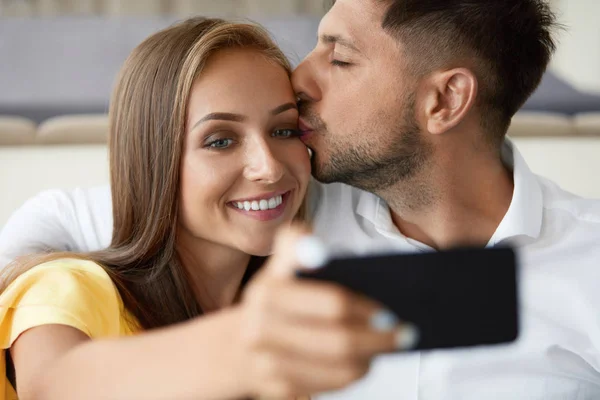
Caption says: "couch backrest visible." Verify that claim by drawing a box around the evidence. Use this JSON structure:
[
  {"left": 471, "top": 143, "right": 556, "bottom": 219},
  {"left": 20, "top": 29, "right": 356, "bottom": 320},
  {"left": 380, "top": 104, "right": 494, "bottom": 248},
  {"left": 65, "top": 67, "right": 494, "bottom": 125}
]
[
  {"left": 0, "top": 16, "right": 319, "bottom": 122},
  {"left": 2, "top": 114, "right": 600, "bottom": 228}
]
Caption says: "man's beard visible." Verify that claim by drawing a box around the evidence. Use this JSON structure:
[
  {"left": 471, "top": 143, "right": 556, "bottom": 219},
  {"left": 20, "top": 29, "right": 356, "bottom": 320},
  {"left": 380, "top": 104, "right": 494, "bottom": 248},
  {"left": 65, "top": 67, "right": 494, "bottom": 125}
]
[{"left": 299, "top": 97, "right": 432, "bottom": 193}]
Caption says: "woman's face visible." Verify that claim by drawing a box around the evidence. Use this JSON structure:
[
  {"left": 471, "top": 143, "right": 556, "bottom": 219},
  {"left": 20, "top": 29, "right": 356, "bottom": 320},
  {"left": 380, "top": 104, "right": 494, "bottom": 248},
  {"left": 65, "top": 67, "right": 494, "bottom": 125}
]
[{"left": 179, "top": 48, "right": 311, "bottom": 256}]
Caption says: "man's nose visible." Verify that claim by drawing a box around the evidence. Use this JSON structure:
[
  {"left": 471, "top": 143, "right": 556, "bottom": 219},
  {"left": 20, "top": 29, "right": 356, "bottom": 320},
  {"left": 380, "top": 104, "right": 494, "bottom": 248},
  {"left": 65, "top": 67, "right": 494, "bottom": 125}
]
[
  {"left": 292, "top": 54, "right": 322, "bottom": 104},
  {"left": 244, "top": 140, "right": 285, "bottom": 184}
]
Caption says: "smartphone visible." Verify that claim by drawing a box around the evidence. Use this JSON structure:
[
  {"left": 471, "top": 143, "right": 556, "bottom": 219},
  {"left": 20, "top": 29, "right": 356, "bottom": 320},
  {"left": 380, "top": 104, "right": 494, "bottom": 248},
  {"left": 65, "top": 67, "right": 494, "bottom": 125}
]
[{"left": 296, "top": 246, "right": 519, "bottom": 352}]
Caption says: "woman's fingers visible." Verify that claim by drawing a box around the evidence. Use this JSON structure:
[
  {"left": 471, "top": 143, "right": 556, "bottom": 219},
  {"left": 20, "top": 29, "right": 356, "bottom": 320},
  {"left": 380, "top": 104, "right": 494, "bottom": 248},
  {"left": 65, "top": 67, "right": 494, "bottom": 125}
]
[
  {"left": 241, "top": 222, "right": 420, "bottom": 398},
  {"left": 243, "top": 312, "right": 413, "bottom": 362},
  {"left": 245, "top": 278, "right": 380, "bottom": 325}
]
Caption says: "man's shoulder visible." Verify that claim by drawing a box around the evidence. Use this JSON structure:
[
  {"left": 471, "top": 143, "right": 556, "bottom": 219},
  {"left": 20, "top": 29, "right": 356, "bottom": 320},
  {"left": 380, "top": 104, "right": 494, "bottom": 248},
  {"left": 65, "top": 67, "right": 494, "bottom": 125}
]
[
  {"left": 22, "top": 185, "right": 111, "bottom": 211},
  {"left": 67, "top": 185, "right": 112, "bottom": 206},
  {"left": 537, "top": 175, "right": 600, "bottom": 226},
  {"left": 0, "top": 185, "right": 112, "bottom": 267},
  {"left": 2, "top": 186, "right": 109, "bottom": 232}
]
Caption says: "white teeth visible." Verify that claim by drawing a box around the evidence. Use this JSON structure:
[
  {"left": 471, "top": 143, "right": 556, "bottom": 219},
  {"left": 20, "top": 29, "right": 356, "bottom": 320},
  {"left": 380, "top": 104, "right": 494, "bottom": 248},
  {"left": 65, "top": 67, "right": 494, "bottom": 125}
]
[
  {"left": 259, "top": 199, "right": 269, "bottom": 210},
  {"left": 234, "top": 194, "right": 286, "bottom": 211}
]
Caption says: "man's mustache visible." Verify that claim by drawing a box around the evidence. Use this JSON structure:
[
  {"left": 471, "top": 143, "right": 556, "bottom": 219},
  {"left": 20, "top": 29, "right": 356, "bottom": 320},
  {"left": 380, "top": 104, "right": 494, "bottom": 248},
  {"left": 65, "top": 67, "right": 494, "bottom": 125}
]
[{"left": 297, "top": 100, "right": 327, "bottom": 131}]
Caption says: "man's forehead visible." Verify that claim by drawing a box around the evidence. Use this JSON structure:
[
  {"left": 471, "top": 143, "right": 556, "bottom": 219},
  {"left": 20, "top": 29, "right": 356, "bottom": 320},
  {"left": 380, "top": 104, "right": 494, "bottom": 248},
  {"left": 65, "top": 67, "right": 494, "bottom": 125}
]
[
  {"left": 319, "top": 0, "right": 387, "bottom": 44},
  {"left": 327, "top": 0, "right": 388, "bottom": 17},
  {"left": 328, "top": 0, "right": 387, "bottom": 12}
]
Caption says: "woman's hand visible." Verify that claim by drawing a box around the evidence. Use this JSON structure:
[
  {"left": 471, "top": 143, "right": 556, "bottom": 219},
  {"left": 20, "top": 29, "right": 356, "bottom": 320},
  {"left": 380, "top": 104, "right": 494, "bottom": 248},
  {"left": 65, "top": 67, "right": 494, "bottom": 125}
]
[{"left": 235, "top": 224, "right": 418, "bottom": 399}]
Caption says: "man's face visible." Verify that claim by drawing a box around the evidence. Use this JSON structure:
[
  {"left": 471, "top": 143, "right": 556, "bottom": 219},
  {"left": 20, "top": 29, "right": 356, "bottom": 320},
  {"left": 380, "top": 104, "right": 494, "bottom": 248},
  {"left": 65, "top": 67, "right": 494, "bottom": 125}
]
[{"left": 292, "top": 0, "right": 432, "bottom": 192}]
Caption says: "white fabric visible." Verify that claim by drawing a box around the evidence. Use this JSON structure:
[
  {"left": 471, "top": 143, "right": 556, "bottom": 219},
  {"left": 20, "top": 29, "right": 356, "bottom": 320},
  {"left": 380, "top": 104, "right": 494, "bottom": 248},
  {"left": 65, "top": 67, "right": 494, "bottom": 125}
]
[
  {"left": 312, "top": 141, "right": 600, "bottom": 400},
  {"left": 1, "top": 141, "right": 600, "bottom": 399},
  {"left": 0, "top": 186, "right": 112, "bottom": 269}
]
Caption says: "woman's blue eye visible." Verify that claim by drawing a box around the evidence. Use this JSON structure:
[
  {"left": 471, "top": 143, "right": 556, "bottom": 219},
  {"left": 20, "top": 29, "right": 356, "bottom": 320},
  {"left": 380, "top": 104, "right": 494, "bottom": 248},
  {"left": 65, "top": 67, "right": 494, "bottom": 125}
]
[
  {"left": 208, "top": 138, "right": 233, "bottom": 149},
  {"left": 273, "top": 129, "right": 301, "bottom": 138}
]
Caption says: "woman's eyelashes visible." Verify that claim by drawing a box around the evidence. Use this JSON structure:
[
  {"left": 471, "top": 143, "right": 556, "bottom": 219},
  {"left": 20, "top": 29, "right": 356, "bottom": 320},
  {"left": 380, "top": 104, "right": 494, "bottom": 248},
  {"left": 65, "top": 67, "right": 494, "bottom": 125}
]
[
  {"left": 206, "top": 138, "right": 235, "bottom": 149},
  {"left": 272, "top": 128, "right": 302, "bottom": 138},
  {"left": 202, "top": 131, "right": 236, "bottom": 150},
  {"left": 203, "top": 128, "right": 302, "bottom": 150}
]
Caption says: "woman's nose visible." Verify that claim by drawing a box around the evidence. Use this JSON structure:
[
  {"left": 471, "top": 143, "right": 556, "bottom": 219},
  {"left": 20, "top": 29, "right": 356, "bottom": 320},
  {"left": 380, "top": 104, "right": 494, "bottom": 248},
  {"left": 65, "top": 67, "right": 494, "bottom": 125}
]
[{"left": 243, "top": 141, "right": 285, "bottom": 184}]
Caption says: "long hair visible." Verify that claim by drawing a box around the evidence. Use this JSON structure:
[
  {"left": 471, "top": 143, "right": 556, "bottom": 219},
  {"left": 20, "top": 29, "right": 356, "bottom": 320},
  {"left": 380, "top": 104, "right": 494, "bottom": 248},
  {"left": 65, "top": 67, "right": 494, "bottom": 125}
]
[{"left": 0, "top": 17, "right": 295, "bottom": 330}]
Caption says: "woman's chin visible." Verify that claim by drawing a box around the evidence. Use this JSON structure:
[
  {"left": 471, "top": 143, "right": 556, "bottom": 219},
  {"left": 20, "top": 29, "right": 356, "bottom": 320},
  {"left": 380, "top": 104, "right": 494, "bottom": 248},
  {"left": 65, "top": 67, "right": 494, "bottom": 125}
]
[{"left": 237, "top": 238, "right": 275, "bottom": 258}]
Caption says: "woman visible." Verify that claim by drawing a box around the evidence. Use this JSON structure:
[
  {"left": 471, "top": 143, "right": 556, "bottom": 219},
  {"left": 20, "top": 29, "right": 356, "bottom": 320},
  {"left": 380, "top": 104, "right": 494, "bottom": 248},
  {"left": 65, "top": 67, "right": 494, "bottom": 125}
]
[{"left": 0, "top": 17, "right": 409, "bottom": 400}]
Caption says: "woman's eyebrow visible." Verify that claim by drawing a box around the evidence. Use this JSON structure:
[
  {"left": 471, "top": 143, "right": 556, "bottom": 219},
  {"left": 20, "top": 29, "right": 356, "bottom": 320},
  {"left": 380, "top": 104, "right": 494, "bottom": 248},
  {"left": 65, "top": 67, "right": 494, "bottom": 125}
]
[
  {"left": 192, "top": 112, "right": 247, "bottom": 130},
  {"left": 193, "top": 102, "right": 297, "bottom": 130},
  {"left": 270, "top": 102, "right": 298, "bottom": 116}
]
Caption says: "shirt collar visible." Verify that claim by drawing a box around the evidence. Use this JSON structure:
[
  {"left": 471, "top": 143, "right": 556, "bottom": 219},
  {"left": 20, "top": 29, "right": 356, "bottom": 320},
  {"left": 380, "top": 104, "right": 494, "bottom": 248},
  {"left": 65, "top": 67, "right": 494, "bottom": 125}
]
[
  {"left": 355, "top": 139, "right": 544, "bottom": 247},
  {"left": 487, "top": 139, "right": 543, "bottom": 246}
]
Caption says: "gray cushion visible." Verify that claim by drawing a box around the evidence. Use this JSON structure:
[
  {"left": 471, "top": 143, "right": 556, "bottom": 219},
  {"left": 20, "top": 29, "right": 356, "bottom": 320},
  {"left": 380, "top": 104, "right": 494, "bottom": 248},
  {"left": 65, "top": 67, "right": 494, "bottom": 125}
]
[
  {"left": 0, "top": 16, "right": 319, "bottom": 122},
  {"left": 522, "top": 71, "right": 600, "bottom": 115},
  {"left": 4, "top": 17, "right": 597, "bottom": 121}
]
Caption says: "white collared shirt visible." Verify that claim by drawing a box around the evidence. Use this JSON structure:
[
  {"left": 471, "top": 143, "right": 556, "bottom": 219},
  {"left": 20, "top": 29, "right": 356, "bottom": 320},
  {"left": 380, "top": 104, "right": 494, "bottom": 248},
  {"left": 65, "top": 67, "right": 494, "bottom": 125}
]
[
  {"left": 2, "top": 142, "right": 600, "bottom": 399},
  {"left": 311, "top": 141, "right": 600, "bottom": 400}
]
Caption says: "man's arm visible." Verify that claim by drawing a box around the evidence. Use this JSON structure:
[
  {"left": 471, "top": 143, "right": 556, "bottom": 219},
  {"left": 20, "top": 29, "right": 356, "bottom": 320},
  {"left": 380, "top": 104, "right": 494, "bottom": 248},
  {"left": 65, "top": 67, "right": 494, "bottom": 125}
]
[{"left": 0, "top": 186, "right": 112, "bottom": 269}]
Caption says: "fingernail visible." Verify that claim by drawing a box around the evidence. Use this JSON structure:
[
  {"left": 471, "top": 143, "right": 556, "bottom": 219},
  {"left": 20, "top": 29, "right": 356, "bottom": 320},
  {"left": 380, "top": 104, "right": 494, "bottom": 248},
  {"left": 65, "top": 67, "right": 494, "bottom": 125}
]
[
  {"left": 396, "top": 323, "right": 420, "bottom": 350},
  {"left": 295, "top": 235, "right": 329, "bottom": 269},
  {"left": 370, "top": 309, "right": 399, "bottom": 331}
]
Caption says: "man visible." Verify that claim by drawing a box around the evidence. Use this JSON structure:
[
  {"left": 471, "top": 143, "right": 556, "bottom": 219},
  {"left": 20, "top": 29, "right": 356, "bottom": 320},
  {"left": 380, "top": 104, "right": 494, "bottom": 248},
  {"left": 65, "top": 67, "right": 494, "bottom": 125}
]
[
  {"left": 291, "top": 1, "right": 600, "bottom": 399},
  {"left": 2, "top": 0, "right": 600, "bottom": 398}
]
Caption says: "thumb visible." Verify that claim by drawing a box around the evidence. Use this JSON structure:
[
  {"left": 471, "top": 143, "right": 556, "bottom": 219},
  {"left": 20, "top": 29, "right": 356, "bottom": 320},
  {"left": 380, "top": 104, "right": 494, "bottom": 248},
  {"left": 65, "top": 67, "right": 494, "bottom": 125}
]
[{"left": 263, "top": 222, "right": 329, "bottom": 279}]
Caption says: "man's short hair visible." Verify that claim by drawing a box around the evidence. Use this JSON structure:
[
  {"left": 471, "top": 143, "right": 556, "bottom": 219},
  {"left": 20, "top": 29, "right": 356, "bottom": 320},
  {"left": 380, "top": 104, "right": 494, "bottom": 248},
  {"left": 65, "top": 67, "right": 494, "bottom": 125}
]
[{"left": 329, "top": 0, "right": 559, "bottom": 144}]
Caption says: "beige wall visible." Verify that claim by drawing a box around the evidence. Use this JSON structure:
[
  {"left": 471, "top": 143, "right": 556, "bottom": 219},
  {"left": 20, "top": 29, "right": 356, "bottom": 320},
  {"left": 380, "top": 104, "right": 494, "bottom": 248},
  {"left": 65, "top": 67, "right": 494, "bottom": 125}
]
[
  {"left": 2, "top": 0, "right": 597, "bottom": 95},
  {"left": 0, "top": 0, "right": 327, "bottom": 16},
  {"left": 550, "top": 0, "right": 600, "bottom": 94}
]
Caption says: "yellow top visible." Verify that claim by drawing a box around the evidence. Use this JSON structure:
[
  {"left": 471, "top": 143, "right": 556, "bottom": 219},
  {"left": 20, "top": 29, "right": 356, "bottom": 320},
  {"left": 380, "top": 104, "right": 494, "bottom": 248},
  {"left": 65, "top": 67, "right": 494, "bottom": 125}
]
[{"left": 0, "top": 259, "right": 139, "bottom": 399}]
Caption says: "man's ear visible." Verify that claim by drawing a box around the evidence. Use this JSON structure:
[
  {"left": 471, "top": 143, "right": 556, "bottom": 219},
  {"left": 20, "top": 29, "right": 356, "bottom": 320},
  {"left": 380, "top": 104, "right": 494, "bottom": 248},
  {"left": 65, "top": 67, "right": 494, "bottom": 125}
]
[{"left": 420, "top": 68, "right": 478, "bottom": 135}]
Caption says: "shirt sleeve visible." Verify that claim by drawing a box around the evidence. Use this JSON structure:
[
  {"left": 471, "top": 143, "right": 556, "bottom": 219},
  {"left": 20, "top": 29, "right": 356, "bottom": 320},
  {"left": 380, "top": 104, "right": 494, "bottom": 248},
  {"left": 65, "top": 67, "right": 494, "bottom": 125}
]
[
  {"left": 0, "top": 259, "right": 123, "bottom": 349},
  {"left": 0, "top": 186, "right": 112, "bottom": 270}
]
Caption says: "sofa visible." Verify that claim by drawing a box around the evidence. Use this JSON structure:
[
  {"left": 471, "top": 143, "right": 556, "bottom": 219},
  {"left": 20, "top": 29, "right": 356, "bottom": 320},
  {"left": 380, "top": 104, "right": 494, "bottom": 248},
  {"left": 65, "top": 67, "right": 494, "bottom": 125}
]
[
  {"left": 1, "top": 16, "right": 599, "bottom": 228},
  {"left": 1, "top": 112, "right": 600, "bottom": 229},
  {"left": 2, "top": 16, "right": 600, "bottom": 122}
]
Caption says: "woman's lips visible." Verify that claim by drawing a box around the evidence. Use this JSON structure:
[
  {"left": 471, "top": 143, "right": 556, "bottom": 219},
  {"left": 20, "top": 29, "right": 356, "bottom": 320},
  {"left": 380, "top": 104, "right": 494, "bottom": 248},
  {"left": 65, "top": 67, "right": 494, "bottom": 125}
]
[{"left": 228, "top": 191, "right": 292, "bottom": 222}]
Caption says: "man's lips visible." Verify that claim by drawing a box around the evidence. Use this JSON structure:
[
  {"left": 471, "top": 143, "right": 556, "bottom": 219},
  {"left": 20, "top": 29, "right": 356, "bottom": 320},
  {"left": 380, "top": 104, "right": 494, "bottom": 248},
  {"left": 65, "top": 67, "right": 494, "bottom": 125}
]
[{"left": 298, "top": 118, "right": 314, "bottom": 134}]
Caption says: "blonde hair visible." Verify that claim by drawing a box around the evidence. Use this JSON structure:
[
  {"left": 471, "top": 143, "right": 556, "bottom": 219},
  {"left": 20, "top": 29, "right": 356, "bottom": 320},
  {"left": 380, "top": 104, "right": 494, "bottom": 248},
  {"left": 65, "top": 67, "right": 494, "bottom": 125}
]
[{"left": 1, "top": 17, "right": 300, "bottom": 329}]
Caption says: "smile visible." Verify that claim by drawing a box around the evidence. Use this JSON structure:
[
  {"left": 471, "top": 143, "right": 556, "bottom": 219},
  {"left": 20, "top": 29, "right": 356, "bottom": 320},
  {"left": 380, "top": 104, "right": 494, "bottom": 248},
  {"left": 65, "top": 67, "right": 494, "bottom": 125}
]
[
  {"left": 232, "top": 193, "right": 283, "bottom": 211},
  {"left": 228, "top": 191, "right": 292, "bottom": 222}
]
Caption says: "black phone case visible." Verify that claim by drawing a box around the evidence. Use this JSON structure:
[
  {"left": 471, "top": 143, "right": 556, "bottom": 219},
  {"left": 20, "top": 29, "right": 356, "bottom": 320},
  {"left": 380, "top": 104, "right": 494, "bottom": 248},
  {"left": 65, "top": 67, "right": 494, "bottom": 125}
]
[{"left": 297, "top": 247, "right": 519, "bottom": 352}]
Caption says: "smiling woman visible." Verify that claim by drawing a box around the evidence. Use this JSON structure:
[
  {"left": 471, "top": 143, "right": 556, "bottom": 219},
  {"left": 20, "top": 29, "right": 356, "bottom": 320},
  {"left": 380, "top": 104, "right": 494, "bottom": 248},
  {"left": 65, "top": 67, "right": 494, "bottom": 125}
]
[
  {"left": 178, "top": 46, "right": 310, "bottom": 272},
  {"left": 0, "top": 16, "right": 402, "bottom": 400}
]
